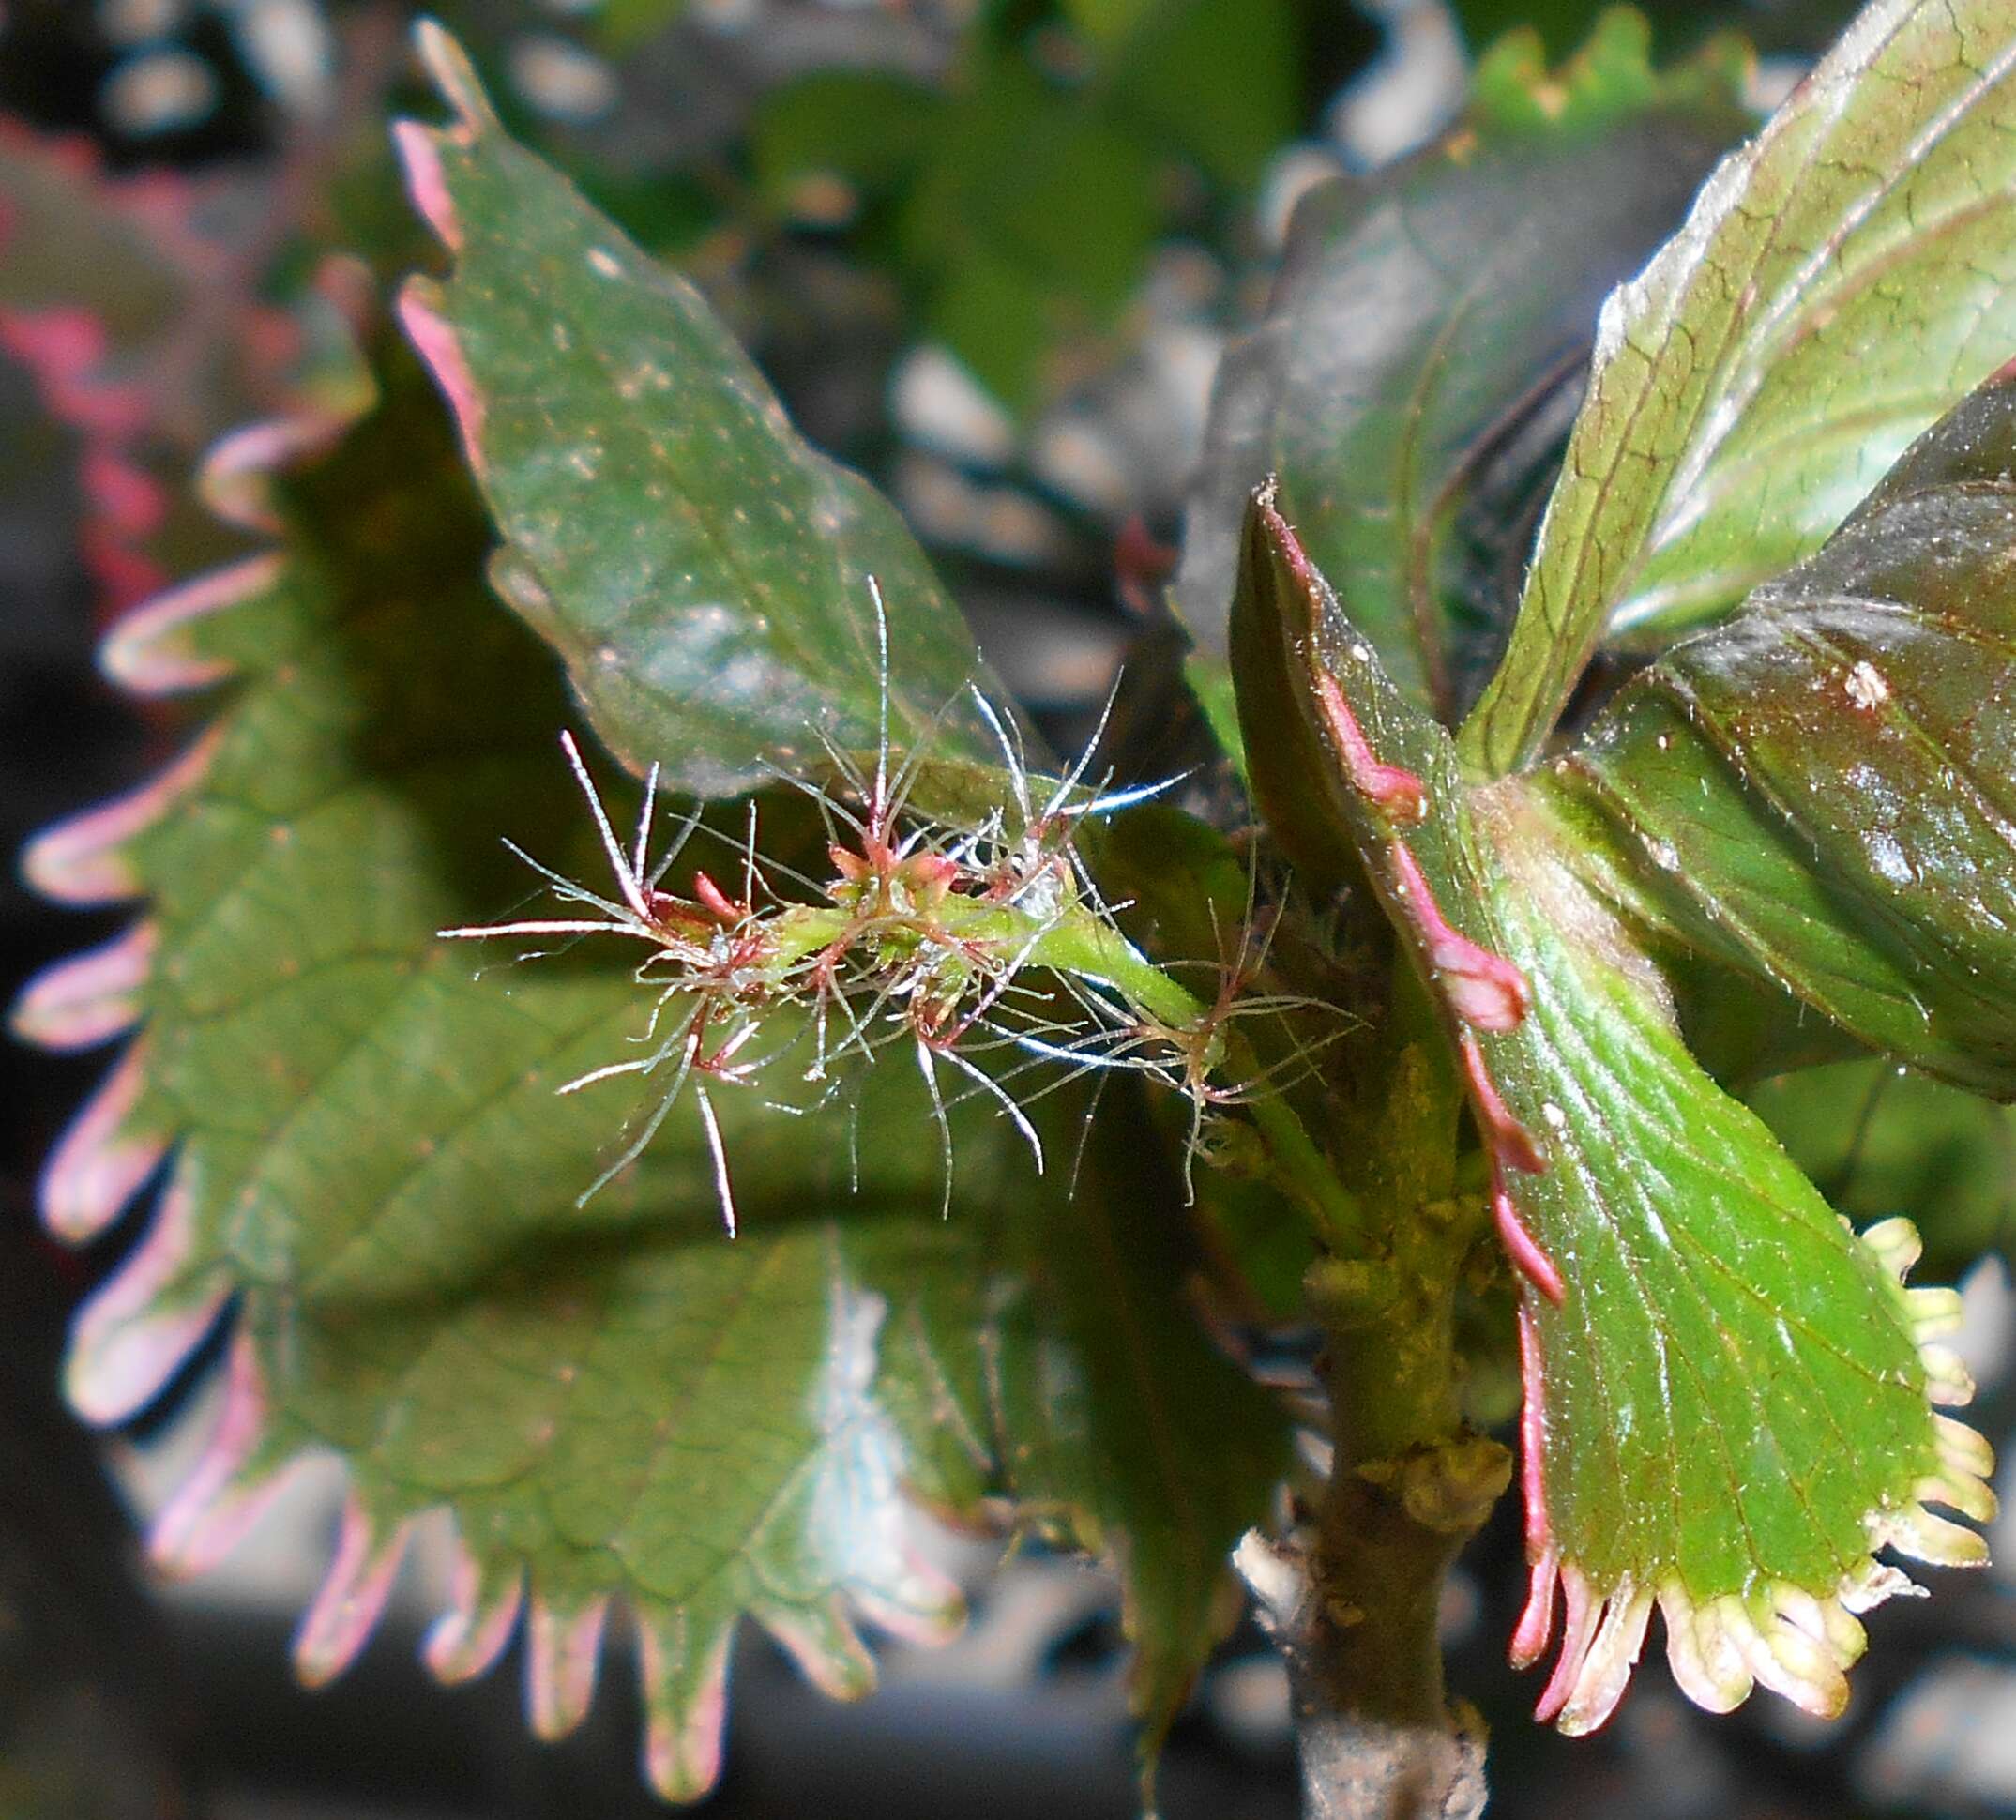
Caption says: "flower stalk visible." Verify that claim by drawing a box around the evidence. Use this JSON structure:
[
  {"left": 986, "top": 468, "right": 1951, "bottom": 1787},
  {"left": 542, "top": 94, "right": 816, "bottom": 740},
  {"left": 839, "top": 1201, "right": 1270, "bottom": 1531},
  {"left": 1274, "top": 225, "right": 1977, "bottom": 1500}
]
[{"left": 442, "top": 727, "right": 1360, "bottom": 1243}]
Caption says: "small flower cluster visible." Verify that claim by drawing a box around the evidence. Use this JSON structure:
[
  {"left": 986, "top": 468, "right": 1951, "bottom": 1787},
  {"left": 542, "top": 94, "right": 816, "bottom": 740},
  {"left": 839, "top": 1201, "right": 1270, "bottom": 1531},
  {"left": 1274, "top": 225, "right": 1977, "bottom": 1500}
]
[{"left": 441, "top": 666, "right": 1308, "bottom": 1233}]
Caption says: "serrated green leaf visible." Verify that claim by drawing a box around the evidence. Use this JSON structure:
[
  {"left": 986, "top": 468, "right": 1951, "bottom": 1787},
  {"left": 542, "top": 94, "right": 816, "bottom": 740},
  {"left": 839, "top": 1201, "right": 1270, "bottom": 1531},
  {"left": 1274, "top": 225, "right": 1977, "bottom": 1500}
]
[
  {"left": 1542, "top": 370, "right": 2016, "bottom": 1099},
  {"left": 393, "top": 25, "right": 1013, "bottom": 810},
  {"left": 1230, "top": 487, "right": 1990, "bottom": 1733},
  {"left": 1175, "top": 11, "right": 1749, "bottom": 717},
  {"left": 1465, "top": 0, "right": 2016, "bottom": 774},
  {"left": 15, "top": 315, "right": 1286, "bottom": 1801},
  {"left": 1465, "top": 8, "right": 1751, "bottom": 134}
]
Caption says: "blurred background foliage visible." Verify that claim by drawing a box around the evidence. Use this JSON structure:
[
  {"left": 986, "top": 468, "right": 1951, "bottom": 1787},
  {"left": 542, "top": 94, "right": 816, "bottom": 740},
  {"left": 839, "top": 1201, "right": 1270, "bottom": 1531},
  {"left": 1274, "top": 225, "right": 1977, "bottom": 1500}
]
[{"left": 8, "top": 2, "right": 2016, "bottom": 1818}]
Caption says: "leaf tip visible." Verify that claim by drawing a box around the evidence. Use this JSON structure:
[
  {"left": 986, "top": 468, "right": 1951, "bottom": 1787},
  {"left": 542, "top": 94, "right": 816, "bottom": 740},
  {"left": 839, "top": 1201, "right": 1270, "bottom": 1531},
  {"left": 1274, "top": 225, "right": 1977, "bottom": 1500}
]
[
  {"left": 1871, "top": 1500, "right": 1990, "bottom": 1570},
  {"left": 411, "top": 20, "right": 495, "bottom": 135},
  {"left": 199, "top": 416, "right": 346, "bottom": 533},
  {"left": 99, "top": 554, "right": 279, "bottom": 697},
  {"left": 1245, "top": 487, "right": 1431, "bottom": 825},
  {"left": 1456, "top": 1031, "right": 1546, "bottom": 1174},
  {"left": 755, "top": 1599, "right": 877, "bottom": 1702},
  {"left": 294, "top": 1497, "right": 413, "bottom": 1688},
  {"left": 63, "top": 1171, "right": 228, "bottom": 1424},
  {"left": 1511, "top": 1547, "right": 1560, "bottom": 1670},
  {"left": 148, "top": 1334, "right": 299, "bottom": 1581},
  {"left": 10, "top": 921, "right": 156, "bottom": 1052},
  {"left": 1861, "top": 1214, "right": 1922, "bottom": 1282},
  {"left": 423, "top": 1548, "right": 523, "bottom": 1685},
  {"left": 22, "top": 726, "right": 226, "bottom": 910},
  {"left": 38, "top": 1039, "right": 165, "bottom": 1242},
  {"left": 1552, "top": 1579, "right": 1654, "bottom": 1737},
  {"left": 1390, "top": 843, "right": 1531, "bottom": 1032},
  {"left": 526, "top": 1593, "right": 610, "bottom": 1740},
  {"left": 636, "top": 1612, "right": 734, "bottom": 1802}
]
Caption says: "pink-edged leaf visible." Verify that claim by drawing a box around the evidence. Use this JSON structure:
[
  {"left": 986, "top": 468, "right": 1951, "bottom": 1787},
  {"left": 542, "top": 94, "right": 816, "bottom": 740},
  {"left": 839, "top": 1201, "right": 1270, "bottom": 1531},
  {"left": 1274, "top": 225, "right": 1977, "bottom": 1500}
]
[
  {"left": 16, "top": 312, "right": 1286, "bottom": 1803},
  {"left": 391, "top": 24, "right": 1024, "bottom": 812},
  {"left": 1231, "top": 486, "right": 1993, "bottom": 1736},
  {"left": 1466, "top": 0, "right": 2016, "bottom": 773}
]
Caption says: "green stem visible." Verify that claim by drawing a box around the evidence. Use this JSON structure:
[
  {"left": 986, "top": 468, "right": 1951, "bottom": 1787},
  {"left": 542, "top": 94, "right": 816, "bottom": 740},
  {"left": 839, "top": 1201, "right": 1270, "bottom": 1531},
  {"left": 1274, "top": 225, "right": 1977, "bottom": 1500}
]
[
  {"left": 766, "top": 895, "right": 1366, "bottom": 1244},
  {"left": 1229, "top": 1031, "right": 1367, "bottom": 1249},
  {"left": 1272, "top": 1020, "right": 1506, "bottom": 1820},
  {"left": 765, "top": 898, "right": 1205, "bottom": 1030}
]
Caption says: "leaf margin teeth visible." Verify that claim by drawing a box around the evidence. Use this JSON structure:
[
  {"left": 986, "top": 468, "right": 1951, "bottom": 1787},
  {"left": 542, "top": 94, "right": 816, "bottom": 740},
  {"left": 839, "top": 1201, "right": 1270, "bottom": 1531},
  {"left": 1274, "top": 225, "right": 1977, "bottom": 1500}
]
[{"left": 1516, "top": 1213, "right": 1995, "bottom": 1734}]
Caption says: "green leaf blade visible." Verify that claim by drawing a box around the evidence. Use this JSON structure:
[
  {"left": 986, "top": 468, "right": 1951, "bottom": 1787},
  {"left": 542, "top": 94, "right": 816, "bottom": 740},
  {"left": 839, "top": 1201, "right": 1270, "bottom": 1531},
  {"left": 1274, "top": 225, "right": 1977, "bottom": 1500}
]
[
  {"left": 1465, "top": 0, "right": 2016, "bottom": 773},
  {"left": 1546, "top": 368, "right": 2016, "bottom": 1096},
  {"left": 1229, "top": 490, "right": 1991, "bottom": 1735},
  {"left": 395, "top": 25, "right": 1009, "bottom": 806},
  {"left": 18, "top": 317, "right": 1284, "bottom": 1805},
  {"left": 1180, "top": 14, "right": 1749, "bottom": 717},
  {"left": 1477, "top": 808, "right": 1948, "bottom": 1614}
]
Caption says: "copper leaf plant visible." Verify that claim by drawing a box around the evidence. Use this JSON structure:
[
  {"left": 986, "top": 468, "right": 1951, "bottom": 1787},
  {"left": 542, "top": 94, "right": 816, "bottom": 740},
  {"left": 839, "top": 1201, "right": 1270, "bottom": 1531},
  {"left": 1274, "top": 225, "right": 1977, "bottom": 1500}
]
[{"left": 16, "top": 3, "right": 2016, "bottom": 1816}]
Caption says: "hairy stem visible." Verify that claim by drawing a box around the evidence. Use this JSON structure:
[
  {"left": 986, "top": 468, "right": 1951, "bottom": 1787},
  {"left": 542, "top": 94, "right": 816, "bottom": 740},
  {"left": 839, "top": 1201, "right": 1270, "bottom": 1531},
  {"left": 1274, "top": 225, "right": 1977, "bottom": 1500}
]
[
  {"left": 973, "top": 909, "right": 1367, "bottom": 1242},
  {"left": 764, "top": 896, "right": 1204, "bottom": 1031}
]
